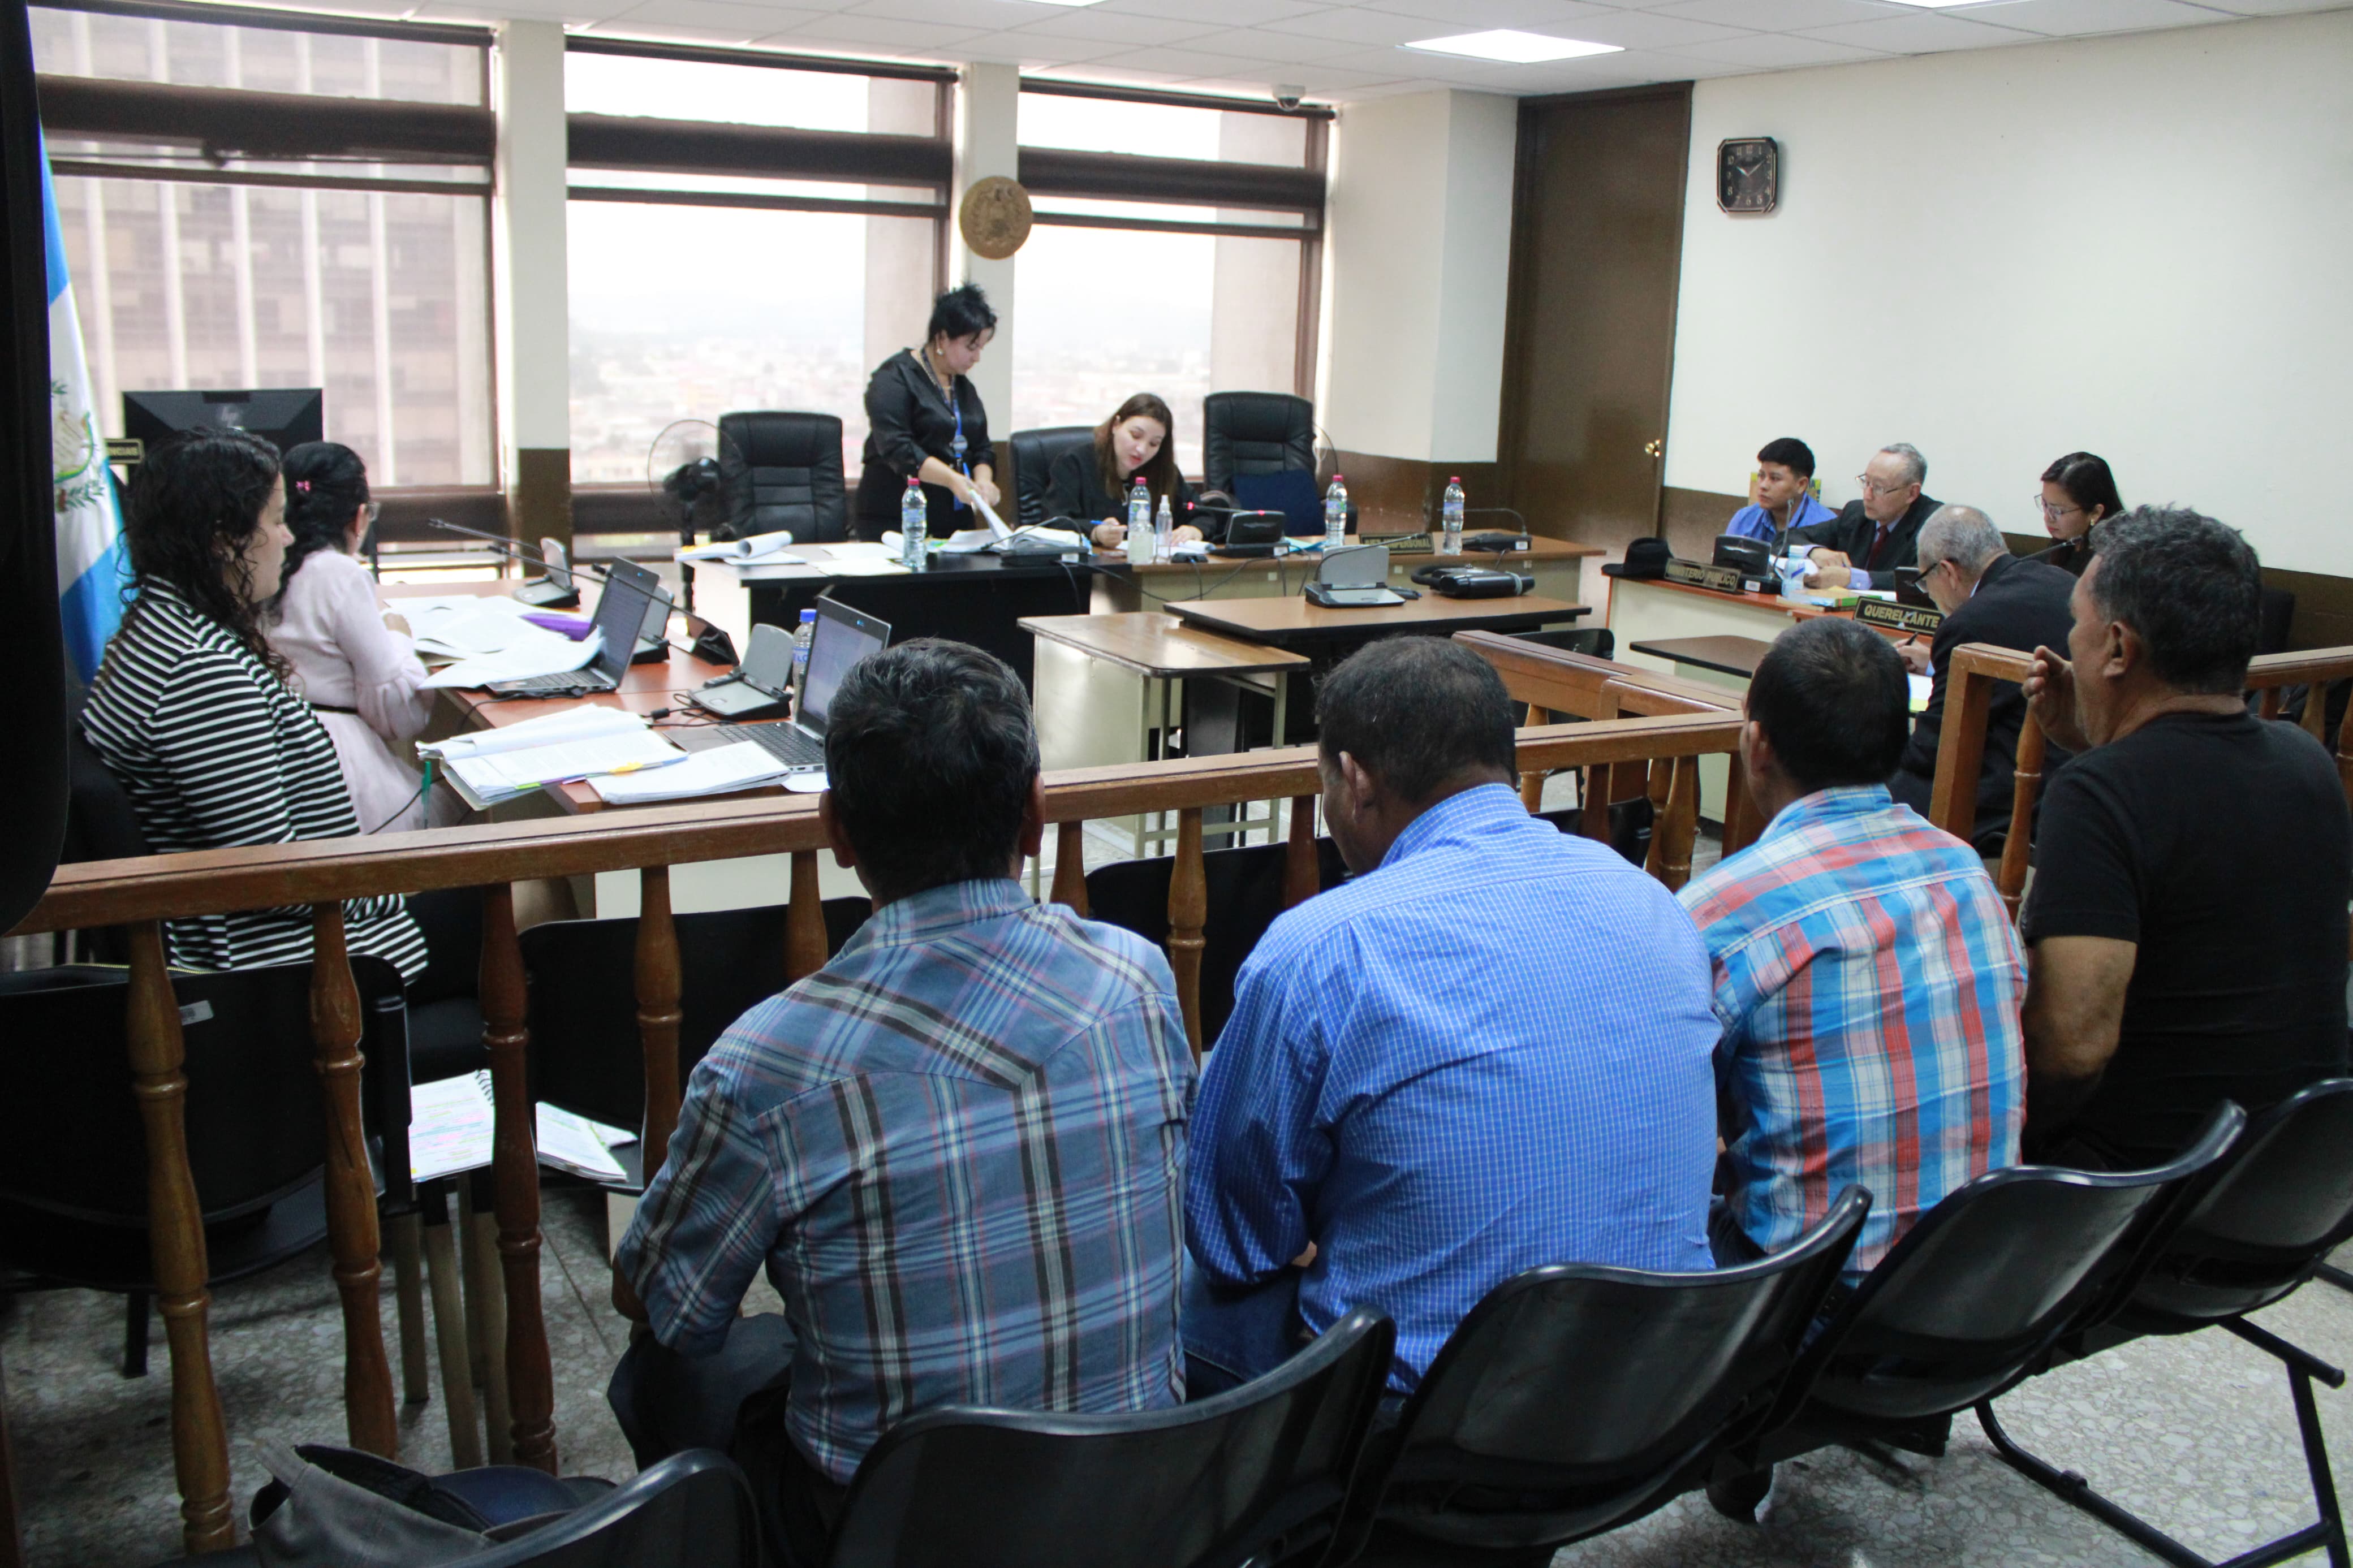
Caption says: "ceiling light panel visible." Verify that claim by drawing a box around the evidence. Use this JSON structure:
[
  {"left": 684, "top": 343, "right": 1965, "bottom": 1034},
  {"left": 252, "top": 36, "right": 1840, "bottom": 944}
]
[{"left": 1403, "top": 28, "right": 1625, "bottom": 61}]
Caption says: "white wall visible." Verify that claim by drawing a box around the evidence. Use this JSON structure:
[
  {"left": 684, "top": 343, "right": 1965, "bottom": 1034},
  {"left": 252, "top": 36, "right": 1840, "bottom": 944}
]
[
  {"left": 492, "top": 20, "right": 568, "bottom": 455},
  {"left": 1662, "top": 10, "right": 2353, "bottom": 576},
  {"left": 954, "top": 62, "right": 1018, "bottom": 434},
  {"left": 1320, "top": 89, "right": 1518, "bottom": 464}
]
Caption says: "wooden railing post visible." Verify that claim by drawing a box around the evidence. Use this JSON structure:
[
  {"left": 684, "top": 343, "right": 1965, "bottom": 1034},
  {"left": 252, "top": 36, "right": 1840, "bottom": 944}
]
[
  {"left": 1168, "top": 807, "right": 1207, "bottom": 1060},
  {"left": 785, "top": 849, "right": 827, "bottom": 984},
  {"left": 1519, "top": 706, "right": 1550, "bottom": 812},
  {"left": 1282, "top": 794, "right": 1320, "bottom": 909},
  {"left": 613, "top": 865, "right": 683, "bottom": 1325},
  {"left": 1997, "top": 719, "right": 2045, "bottom": 921},
  {"left": 1050, "top": 822, "right": 1088, "bottom": 915},
  {"left": 1580, "top": 762, "right": 1615, "bottom": 846},
  {"left": 308, "top": 903, "right": 397, "bottom": 1458},
  {"left": 1654, "top": 758, "right": 1699, "bottom": 892},
  {"left": 126, "top": 922, "right": 233, "bottom": 1556},
  {"left": 480, "top": 884, "right": 557, "bottom": 1472}
]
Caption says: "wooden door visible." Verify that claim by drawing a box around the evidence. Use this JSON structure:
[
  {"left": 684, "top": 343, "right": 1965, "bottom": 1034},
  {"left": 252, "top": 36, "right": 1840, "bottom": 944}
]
[{"left": 1499, "top": 85, "right": 1692, "bottom": 548}]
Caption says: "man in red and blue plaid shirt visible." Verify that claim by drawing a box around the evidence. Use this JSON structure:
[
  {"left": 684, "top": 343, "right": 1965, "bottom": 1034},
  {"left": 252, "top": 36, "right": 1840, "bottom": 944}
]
[{"left": 1680, "top": 618, "right": 2026, "bottom": 1278}]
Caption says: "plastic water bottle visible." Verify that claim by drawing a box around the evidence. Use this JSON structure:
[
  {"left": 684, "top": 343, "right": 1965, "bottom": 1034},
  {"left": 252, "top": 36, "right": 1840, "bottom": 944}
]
[
  {"left": 1441, "top": 476, "right": 1465, "bottom": 555},
  {"left": 790, "top": 607, "right": 815, "bottom": 691},
  {"left": 1128, "top": 479, "right": 1153, "bottom": 563},
  {"left": 1324, "top": 474, "right": 1348, "bottom": 553},
  {"left": 899, "top": 478, "right": 927, "bottom": 573},
  {"left": 1154, "top": 494, "right": 1174, "bottom": 560}
]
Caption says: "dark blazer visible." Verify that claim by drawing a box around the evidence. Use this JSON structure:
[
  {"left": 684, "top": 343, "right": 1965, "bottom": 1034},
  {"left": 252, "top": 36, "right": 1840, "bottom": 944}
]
[
  {"left": 1889, "top": 550, "right": 2079, "bottom": 849},
  {"left": 853, "top": 348, "right": 995, "bottom": 539},
  {"left": 2030, "top": 534, "right": 2095, "bottom": 578},
  {"left": 1789, "top": 492, "right": 1942, "bottom": 580},
  {"left": 1041, "top": 446, "right": 1196, "bottom": 539}
]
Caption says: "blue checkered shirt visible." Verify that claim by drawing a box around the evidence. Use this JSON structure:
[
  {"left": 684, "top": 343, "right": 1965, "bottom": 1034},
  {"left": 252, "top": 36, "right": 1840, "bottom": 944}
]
[
  {"left": 1187, "top": 783, "right": 1721, "bottom": 1392},
  {"left": 1678, "top": 787, "right": 2027, "bottom": 1273},
  {"left": 617, "top": 879, "right": 1197, "bottom": 1482}
]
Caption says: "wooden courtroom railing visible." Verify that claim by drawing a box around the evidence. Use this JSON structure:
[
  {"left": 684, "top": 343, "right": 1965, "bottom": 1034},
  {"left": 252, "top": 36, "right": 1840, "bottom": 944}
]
[
  {"left": 5, "top": 701, "right": 1746, "bottom": 1557},
  {"left": 1929, "top": 642, "right": 2353, "bottom": 918}
]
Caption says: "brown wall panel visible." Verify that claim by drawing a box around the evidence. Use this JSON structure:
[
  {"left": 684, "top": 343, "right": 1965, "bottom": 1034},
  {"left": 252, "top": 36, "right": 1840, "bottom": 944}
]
[{"left": 1329, "top": 451, "right": 1505, "bottom": 534}]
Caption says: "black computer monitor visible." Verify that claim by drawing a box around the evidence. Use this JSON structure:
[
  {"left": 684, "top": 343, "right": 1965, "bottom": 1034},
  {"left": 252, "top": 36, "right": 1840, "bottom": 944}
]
[{"left": 122, "top": 388, "right": 325, "bottom": 456}]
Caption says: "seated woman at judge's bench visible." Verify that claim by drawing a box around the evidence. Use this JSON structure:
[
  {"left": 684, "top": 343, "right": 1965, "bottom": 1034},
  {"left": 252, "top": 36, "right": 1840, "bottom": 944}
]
[
  {"left": 80, "top": 429, "right": 428, "bottom": 980},
  {"left": 265, "top": 442, "right": 454, "bottom": 835},
  {"left": 1722, "top": 436, "right": 1837, "bottom": 546},
  {"left": 1043, "top": 392, "right": 1203, "bottom": 550},
  {"left": 852, "top": 283, "right": 1002, "bottom": 542},
  {"left": 2029, "top": 451, "right": 2123, "bottom": 577}
]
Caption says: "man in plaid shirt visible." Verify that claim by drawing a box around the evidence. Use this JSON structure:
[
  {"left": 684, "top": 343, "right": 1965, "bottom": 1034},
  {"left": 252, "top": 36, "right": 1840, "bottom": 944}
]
[
  {"left": 1679, "top": 617, "right": 2026, "bottom": 1281},
  {"left": 613, "top": 640, "right": 1196, "bottom": 1563}
]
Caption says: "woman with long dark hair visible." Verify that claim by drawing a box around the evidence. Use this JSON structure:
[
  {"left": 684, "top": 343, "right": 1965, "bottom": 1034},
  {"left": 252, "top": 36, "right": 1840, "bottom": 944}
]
[
  {"left": 854, "top": 283, "right": 1003, "bottom": 541},
  {"left": 81, "top": 429, "right": 427, "bottom": 978},
  {"left": 1043, "top": 393, "right": 1203, "bottom": 550},
  {"left": 2031, "top": 452, "right": 2124, "bottom": 577},
  {"left": 265, "top": 442, "right": 452, "bottom": 833}
]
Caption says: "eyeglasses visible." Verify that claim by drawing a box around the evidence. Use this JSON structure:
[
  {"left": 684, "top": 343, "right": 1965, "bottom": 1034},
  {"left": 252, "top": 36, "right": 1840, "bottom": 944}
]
[
  {"left": 363, "top": 502, "right": 382, "bottom": 525},
  {"left": 1857, "top": 474, "right": 1912, "bottom": 497},
  {"left": 2035, "top": 495, "right": 2084, "bottom": 521}
]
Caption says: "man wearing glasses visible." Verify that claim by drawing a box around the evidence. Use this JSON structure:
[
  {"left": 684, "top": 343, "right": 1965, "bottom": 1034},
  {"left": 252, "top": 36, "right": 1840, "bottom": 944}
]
[
  {"left": 1887, "top": 504, "right": 2078, "bottom": 849},
  {"left": 1792, "top": 443, "right": 1940, "bottom": 590}
]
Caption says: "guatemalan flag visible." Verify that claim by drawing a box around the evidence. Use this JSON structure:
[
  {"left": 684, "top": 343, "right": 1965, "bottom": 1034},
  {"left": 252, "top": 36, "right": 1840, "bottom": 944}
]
[{"left": 44, "top": 131, "right": 128, "bottom": 688}]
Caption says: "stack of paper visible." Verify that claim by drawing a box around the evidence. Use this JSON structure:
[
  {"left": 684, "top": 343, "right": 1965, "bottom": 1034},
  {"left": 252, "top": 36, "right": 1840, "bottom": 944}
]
[
  {"left": 592, "top": 741, "right": 791, "bottom": 804},
  {"left": 425, "top": 710, "right": 685, "bottom": 804},
  {"left": 678, "top": 530, "right": 800, "bottom": 564},
  {"left": 406, "top": 595, "right": 601, "bottom": 689},
  {"left": 423, "top": 706, "right": 645, "bottom": 763},
  {"left": 536, "top": 1104, "right": 636, "bottom": 1182},
  {"left": 406, "top": 1070, "right": 639, "bottom": 1186}
]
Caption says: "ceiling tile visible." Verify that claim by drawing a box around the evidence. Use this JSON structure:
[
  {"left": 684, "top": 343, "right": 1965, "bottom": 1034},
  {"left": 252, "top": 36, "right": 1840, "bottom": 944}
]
[
  {"left": 1946, "top": 0, "right": 2240, "bottom": 32},
  {"left": 1180, "top": 25, "right": 1374, "bottom": 62},
  {"left": 787, "top": 11, "right": 987, "bottom": 44},
  {"left": 959, "top": 27, "right": 1127, "bottom": 58},
  {"left": 1665, "top": 28, "right": 1891, "bottom": 62},
  {"left": 2190, "top": 0, "right": 2353, "bottom": 11},
  {"left": 1088, "top": 42, "right": 1302, "bottom": 72},
  {"left": 1010, "top": 8, "right": 1226, "bottom": 43},
  {"left": 1553, "top": 10, "right": 1756, "bottom": 46},
  {"left": 1255, "top": 7, "right": 1459, "bottom": 44},
  {"left": 844, "top": 0, "right": 1067, "bottom": 28},
  {"left": 603, "top": 0, "right": 824, "bottom": 31},
  {"left": 1095, "top": 0, "right": 1329, "bottom": 25},
  {"left": 1653, "top": 0, "right": 1908, "bottom": 28},
  {"left": 1794, "top": 10, "right": 2041, "bottom": 47},
  {"left": 1357, "top": 0, "right": 1621, "bottom": 25}
]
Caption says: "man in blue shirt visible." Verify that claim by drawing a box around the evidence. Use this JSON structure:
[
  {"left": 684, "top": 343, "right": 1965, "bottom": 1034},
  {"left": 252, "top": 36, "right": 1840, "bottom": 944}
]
[
  {"left": 1183, "top": 638, "right": 1721, "bottom": 1397},
  {"left": 1725, "top": 436, "right": 1836, "bottom": 546}
]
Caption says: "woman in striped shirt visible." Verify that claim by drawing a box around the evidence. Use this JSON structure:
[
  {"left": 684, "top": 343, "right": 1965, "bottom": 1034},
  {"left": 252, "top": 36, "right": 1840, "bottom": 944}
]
[{"left": 80, "top": 429, "right": 428, "bottom": 980}]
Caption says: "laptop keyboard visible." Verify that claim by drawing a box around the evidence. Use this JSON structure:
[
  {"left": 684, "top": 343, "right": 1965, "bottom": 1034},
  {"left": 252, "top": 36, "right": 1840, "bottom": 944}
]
[
  {"left": 718, "top": 723, "right": 827, "bottom": 770},
  {"left": 489, "top": 668, "right": 612, "bottom": 694}
]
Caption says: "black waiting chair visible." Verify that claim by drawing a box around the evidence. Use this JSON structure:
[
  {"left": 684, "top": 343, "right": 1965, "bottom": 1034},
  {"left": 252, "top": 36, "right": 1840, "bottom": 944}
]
[
  {"left": 1978, "top": 1079, "right": 2353, "bottom": 1568},
  {"left": 1008, "top": 424, "right": 1098, "bottom": 529},
  {"left": 518, "top": 899, "right": 871, "bottom": 1183},
  {"left": 717, "top": 411, "right": 848, "bottom": 544},
  {"left": 1715, "top": 1103, "right": 2246, "bottom": 1501},
  {"left": 0, "top": 957, "right": 418, "bottom": 1376},
  {"left": 1202, "top": 391, "right": 1316, "bottom": 498},
  {"left": 1334, "top": 1187, "right": 1870, "bottom": 1567},
  {"left": 57, "top": 727, "right": 152, "bottom": 965},
  {"left": 156, "top": 1447, "right": 761, "bottom": 1567},
  {"left": 822, "top": 1309, "right": 1394, "bottom": 1568}
]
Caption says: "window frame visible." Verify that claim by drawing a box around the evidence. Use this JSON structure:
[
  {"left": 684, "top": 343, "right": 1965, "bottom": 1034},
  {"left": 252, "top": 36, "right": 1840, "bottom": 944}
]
[{"left": 33, "top": 0, "right": 502, "bottom": 532}]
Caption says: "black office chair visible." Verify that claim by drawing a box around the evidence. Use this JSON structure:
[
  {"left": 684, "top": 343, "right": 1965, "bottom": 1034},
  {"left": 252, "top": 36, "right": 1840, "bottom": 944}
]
[
  {"left": 1201, "top": 392, "right": 1316, "bottom": 499},
  {"left": 1008, "top": 424, "right": 1098, "bottom": 529},
  {"left": 57, "top": 727, "right": 152, "bottom": 965},
  {"left": 518, "top": 899, "right": 872, "bottom": 1184},
  {"left": 153, "top": 1447, "right": 761, "bottom": 1568},
  {"left": 1337, "top": 1188, "right": 1869, "bottom": 1566},
  {"left": 717, "top": 412, "right": 848, "bottom": 545},
  {"left": 1979, "top": 1079, "right": 2353, "bottom": 1568},
  {"left": 0, "top": 957, "right": 418, "bottom": 1376},
  {"left": 1714, "top": 1103, "right": 2246, "bottom": 1506},
  {"left": 822, "top": 1309, "right": 1394, "bottom": 1568}
]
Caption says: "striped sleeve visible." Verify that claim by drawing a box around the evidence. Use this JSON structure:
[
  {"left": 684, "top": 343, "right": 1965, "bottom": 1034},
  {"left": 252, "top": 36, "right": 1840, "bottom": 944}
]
[{"left": 150, "top": 649, "right": 307, "bottom": 850}]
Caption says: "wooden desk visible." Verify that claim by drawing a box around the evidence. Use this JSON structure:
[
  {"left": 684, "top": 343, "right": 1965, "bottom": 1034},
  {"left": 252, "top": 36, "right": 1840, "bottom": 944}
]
[
  {"left": 1091, "top": 533, "right": 1601, "bottom": 615},
  {"left": 1169, "top": 591, "right": 1587, "bottom": 653},
  {"left": 1628, "top": 636, "right": 1774, "bottom": 681},
  {"left": 1022, "top": 612, "right": 1311, "bottom": 857}
]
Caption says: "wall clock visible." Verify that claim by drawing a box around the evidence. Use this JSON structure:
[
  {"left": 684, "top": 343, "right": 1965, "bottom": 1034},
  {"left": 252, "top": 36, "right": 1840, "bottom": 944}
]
[{"left": 1718, "top": 138, "right": 1778, "bottom": 214}]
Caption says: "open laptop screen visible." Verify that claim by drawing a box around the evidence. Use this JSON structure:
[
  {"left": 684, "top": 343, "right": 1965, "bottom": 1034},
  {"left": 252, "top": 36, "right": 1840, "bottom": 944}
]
[
  {"left": 796, "top": 597, "right": 890, "bottom": 736},
  {"left": 587, "top": 568, "right": 654, "bottom": 683}
]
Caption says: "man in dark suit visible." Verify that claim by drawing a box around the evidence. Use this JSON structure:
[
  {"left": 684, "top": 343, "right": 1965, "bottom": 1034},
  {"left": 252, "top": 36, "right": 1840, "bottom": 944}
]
[
  {"left": 1889, "top": 504, "right": 2078, "bottom": 849},
  {"left": 1791, "top": 443, "right": 1938, "bottom": 590}
]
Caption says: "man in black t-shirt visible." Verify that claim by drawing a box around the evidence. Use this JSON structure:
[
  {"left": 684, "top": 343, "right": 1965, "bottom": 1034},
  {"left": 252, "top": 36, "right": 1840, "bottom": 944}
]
[{"left": 2020, "top": 507, "right": 2350, "bottom": 1168}]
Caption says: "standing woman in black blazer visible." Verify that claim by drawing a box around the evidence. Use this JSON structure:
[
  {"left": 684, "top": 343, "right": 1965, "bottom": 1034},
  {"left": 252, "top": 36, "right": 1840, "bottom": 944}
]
[
  {"left": 2030, "top": 451, "right": 2123, "bottom": 577},
  {"left": 854, "top": 283, "right": 1003, "bottom": 541}
]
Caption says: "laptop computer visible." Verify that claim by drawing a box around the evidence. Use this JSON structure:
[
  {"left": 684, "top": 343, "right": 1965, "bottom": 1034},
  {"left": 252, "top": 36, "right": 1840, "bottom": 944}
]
[
  {"left": 691, "top": 622, "right": 794, "bottom": 720},
  {"left": 718, "top": 597, "right": 891, "bottom": 774},
  {"left": 485, "top": 559, "right": 658, "bottom": 696}
]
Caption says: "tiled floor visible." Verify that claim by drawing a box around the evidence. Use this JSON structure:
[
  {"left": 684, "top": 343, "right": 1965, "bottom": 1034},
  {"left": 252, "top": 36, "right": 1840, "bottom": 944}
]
[{"left": 11, "top": 1196, "right": 2353, "bottom": 1566}]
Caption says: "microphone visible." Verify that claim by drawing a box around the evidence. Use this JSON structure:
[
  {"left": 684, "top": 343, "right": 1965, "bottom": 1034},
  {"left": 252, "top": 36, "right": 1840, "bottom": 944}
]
[{"left": 1460, "top": 507, "right": 1533, "bottom": 555}]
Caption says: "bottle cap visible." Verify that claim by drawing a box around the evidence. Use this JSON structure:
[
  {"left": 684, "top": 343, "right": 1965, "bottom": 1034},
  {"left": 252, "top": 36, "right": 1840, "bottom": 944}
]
[
  {"left": 1450, "top": 475, "right": 1460, "bottom": 482},
  {"left": 799, "top": 608, "right": 816, "bottom": 621}
]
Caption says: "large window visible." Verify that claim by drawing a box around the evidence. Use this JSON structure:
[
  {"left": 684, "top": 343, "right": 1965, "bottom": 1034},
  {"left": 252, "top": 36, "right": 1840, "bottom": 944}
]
[
  {"left": 1011, "top": 87, "right": 1325, "bottom": 478},
  {"left": 31, "top": 2, "right": 495, "bottom": 487},
  {"left": 563, "top": 42, "right": 949, "bottom": 490}
]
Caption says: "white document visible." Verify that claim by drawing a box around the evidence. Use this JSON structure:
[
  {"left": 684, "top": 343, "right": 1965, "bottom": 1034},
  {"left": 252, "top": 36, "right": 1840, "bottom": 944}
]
[
  {"left": 536, "top": 1103, "right": 633, "bottom": 1182},
  {"left": 818, "top": 542, "right": 893, "bottom": 560},
  {"left": 1908, "top": 673, "right": 1934, "bottom": 711},
  {"left": 408, "top": 597, "right": 562, "bottom": 659},
  {"left": 940, "top": 528, "right": 998, "bottom": 555},
  {"left": 824, "top": 557, "right": 910, "bottom": 577},
  {"left": 424, "top": 706, "right": 647, "bottom": 762},
  {"left": 410, "top": 1071, "right": 496, "bottom": 1182},
  {"left": 969, "top": 491, "right": 1010, "bottom": 537},
  {"left": 464, "top": 730, "right": 684, "bottom": 794},
  {"left": 421, "top": 629, "right": 604, "bottom": 690},
  {"left": 678, "top": 530, "right": 799, "bottom": 564},
  {"left": 592, "top": 742, "right": 789, "bottom": 804}
]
